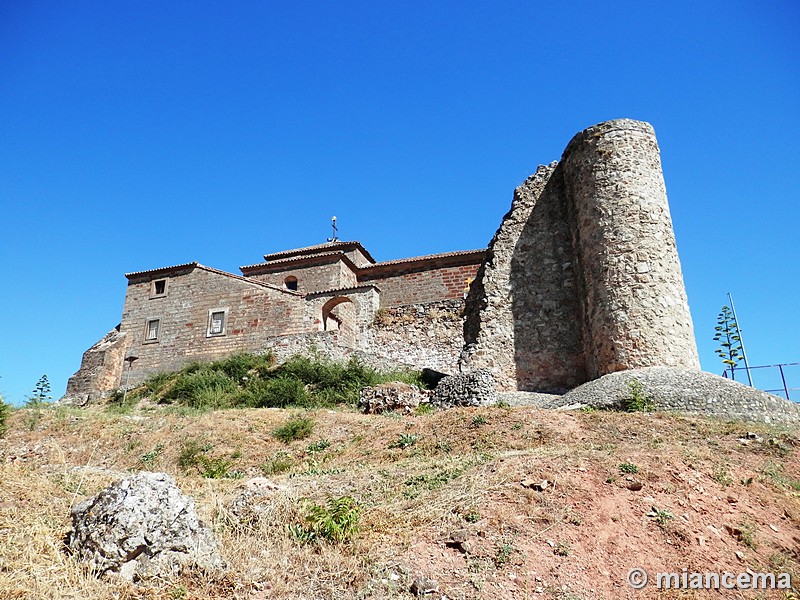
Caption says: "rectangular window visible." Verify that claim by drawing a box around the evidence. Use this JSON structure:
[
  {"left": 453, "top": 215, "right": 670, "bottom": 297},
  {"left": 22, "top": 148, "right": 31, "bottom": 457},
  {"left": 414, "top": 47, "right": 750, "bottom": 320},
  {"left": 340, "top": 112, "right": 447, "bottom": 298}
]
[
  {"left": 145, "top": 318, "right": 160, "bottom": 342},
  {"left": 150, "top": 279, "right": 167, "bottom": 298},
  {"left": 207, "top": 308, "right": 228, "bottom": 337}
]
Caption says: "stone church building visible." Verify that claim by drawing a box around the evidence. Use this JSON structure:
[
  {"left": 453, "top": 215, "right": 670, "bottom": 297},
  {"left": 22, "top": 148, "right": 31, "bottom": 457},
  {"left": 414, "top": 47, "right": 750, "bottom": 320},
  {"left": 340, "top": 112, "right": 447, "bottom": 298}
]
[{"left": 65, "top": 241, "right": 484, "bottom": 403}]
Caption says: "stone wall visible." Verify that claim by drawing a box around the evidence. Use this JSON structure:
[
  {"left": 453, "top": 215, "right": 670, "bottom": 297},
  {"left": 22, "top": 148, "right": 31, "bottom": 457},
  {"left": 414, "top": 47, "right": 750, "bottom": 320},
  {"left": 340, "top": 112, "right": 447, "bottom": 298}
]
[
  {"left": 462, "top": 119, "right": 699, "bottom": 392},
  {"left": 63, "top": 329, "right": 128, "bottom": 404},
  {"left": 118, "top": 266, "right": 308, "bottom": 386},
  {"left": 562, "top": 120, "right": 699, "bottom": 378},
  {"left": 367, "top": 299, "right": 464, "bottom": 374},
  {"left": 243, "top": 255, "right": 357, "bottom": 294},
  {"left": 462, "top": 163, "right": 585, "bottom": 392},
  {"left": 359, "top": 259, "right": 481, "bottom": 307}
]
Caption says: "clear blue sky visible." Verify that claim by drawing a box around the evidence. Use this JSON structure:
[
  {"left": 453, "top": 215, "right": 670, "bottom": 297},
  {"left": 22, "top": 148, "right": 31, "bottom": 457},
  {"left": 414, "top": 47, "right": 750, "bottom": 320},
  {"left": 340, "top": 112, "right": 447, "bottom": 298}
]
[{"left": 1, "top": 1, "right": 798, "bottom": 404}]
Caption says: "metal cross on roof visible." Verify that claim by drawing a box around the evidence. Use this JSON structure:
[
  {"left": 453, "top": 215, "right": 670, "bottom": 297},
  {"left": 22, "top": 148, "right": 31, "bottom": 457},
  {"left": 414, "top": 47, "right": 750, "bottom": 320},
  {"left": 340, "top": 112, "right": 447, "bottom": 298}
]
[{"left": 327, "top": 215, "right": 339, "bottom": 242}]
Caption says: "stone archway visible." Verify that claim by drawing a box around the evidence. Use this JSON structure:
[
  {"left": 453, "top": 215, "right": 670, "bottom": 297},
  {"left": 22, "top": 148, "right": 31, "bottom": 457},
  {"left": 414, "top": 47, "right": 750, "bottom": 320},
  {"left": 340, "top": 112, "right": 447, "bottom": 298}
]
[{"left": 321, "top": 296, "right": 357, "bottom": 347}]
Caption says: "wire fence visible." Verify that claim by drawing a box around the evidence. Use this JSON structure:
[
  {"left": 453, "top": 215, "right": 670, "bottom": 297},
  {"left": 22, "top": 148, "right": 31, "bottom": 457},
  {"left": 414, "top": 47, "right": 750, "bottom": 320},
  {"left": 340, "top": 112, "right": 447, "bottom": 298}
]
[{"left": 721, "top": 362, "right": 800, "bottom": 401}]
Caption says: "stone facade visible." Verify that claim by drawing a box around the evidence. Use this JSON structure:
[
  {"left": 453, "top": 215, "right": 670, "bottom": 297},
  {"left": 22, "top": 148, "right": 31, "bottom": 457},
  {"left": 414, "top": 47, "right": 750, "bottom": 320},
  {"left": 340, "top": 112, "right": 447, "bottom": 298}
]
[
  {"left": 461, "top": 119, "right": 699, "bottom": 392},
  {"left": 64, "top": 243, "right": 483, "bottom": 402}
]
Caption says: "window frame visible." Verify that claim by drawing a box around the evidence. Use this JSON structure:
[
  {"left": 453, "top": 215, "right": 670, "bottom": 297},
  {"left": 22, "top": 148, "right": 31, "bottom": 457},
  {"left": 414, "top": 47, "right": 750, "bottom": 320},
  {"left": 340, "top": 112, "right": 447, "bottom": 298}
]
[
  {"left": 206, "top": 307, "right": 229, "bottom": 337},
  {"left": 144, "top": 318, "right": 161, "bottom": 343},
  {"left": 150, "top": 278, "right": 168, "bottom": 298}
]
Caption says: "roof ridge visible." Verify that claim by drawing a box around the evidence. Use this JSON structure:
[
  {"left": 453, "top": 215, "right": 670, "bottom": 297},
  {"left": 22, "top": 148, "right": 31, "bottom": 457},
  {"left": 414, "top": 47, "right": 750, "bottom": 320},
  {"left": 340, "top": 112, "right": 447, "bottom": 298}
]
[{"left": 361, "top": 248, "right": 485, "bottom": 269}]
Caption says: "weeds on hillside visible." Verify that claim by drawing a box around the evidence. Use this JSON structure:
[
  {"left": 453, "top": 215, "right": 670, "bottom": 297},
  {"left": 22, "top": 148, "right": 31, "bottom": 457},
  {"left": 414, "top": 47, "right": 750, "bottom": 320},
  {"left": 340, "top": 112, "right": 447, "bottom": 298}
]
[
  {"left": 178, "top": 439, "right": 242, "bottom": 478},
  {"left": 288, "top": 496, "right": 360, "bottom": 544},
  {"left": 622, "top": 379, "right": 655, "bottom": 412},
  {"left": 273, "top": 415, "right": 315, "bottom": 443},
  {"left": 114, "top": 352, "right": 424, "bottom": 411}
]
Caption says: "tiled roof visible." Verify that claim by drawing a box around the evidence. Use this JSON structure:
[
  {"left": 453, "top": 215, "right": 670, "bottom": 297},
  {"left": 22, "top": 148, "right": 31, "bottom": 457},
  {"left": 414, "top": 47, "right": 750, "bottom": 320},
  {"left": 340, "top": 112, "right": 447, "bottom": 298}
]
[
  {"left": 240, "top": 251, "right": 353, "bottom": 272},
  {"left": 360, "top": 248, "right": 486, "bottom": 269},
  {"left": 125, "top": 262, "right": 199, "bottom": 278},
  {"left": 125, "top": 262, "right": 301, "bottom": 296},
  {"left": 304, "top": 284, "right": 382, "bottom": 297},
  {"left": 196, "top": 265, "right": 302, "bottom": 296},
  {"left": 262, "top": 240, "right": 375, "bottom": 264}
]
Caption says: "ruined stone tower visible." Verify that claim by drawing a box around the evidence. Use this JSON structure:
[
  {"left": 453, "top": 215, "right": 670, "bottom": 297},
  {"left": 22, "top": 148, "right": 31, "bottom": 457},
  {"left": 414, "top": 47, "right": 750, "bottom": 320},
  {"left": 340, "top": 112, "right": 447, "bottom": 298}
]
[{"left": 461, "top": 119, "right": 699, "bottom": 392}]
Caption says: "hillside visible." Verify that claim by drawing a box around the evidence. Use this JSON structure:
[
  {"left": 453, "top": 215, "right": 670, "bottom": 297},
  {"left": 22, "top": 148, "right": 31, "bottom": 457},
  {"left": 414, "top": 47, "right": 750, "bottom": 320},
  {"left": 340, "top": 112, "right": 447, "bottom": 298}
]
[{"left": 1, "top": 401, "right": 798, "bottom": 599}]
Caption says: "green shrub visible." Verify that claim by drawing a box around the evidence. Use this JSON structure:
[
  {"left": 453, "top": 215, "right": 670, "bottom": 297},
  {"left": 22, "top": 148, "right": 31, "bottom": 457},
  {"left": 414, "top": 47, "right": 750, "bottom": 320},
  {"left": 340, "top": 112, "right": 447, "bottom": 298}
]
[
  {"left": 272, "top": 415, "right": 315, "bottom": 443},
  {"left": 214, "top": 353, "right": 267, "bottom": 381},
  {"left": 262, "top": 451, "right": 295, "bottom": 475},
  {"left": 163, "top": 369, "right": 237, "bottom": 409},
  {"left": 288, "top": 496, "right": 360, "bottom": 544},
  {"left": 118, "top": 352, "right": 424, "bottom": 411},
  {"left": 0, "top": 397, "right": 11, "bottom": 437},
  {"left": 177, "top": 439, "right": 213, "bottom": 472},
  {"left": 622, "top": 379, "right": 655, "bottom": 412},
  {"left": 388, "top": 433, "right": 418, "bottom": 449}
]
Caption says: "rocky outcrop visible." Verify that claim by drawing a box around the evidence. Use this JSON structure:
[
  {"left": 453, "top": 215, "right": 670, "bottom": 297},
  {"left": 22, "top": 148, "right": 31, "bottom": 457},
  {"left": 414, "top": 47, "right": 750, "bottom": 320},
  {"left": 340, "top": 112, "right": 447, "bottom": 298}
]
[
  {"left": 67, "top": 472, "right": 224, "bottom": 580},
  {"left": 546, "top": 367, "right": 800, "bottom": 425},
  {"left": 461, "top": 119, "right": 699, "bottom": 392},
  {"left": 227, "top": 477, "right": 284, "bottom": 526}
]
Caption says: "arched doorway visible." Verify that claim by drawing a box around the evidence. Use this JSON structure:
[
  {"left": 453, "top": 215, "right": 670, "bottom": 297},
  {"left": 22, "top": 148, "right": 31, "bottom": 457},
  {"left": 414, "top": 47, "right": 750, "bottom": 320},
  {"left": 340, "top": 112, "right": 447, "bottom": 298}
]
[{"left": 321, "top": 296, "right": 357, "bottom": 347}]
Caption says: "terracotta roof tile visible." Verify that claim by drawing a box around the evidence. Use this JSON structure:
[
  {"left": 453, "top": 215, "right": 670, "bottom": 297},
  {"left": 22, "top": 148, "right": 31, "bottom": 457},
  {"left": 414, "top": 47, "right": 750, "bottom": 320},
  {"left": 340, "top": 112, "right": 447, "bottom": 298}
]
[
  {"left": 125, "top": 262, "right": 301, "bottom": 296},
  {"left": 360, "top": 249, "right": 485, "bottom": 269},
  {"left": 240, "top": 251, "right": 351, "bottom": 272},
  {"left": 304, "top": 284, "right": 382, "bottom": 297},
  {"left": 262, "top": 240, "right": 375, "bottom": 264}
]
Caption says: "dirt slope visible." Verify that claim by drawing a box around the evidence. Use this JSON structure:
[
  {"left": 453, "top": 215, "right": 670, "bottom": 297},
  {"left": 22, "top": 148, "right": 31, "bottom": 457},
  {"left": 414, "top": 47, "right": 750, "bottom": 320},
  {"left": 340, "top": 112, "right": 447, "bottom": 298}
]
[{"left": 0, "top": 403, "right": 798, "bottom": 599}]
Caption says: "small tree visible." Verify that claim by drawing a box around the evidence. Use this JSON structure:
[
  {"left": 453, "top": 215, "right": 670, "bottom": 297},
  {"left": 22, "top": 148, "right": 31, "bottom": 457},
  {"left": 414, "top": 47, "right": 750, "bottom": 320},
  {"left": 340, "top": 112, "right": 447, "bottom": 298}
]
[
  {"left": 713, "top": 306, "right": 742, "bottom": 378},
  {"left": 0, "top": 395, "right": 11, "bottom": 437},
  {"left": 26, "top": 374, "right": 52, "bottom": 407}
]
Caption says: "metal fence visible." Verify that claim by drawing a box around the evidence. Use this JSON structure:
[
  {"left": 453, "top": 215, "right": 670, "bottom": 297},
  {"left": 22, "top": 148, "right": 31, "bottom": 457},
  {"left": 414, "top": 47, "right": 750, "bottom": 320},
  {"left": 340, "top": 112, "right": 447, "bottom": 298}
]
[{"left": 722, "top": 362, "right": 800, "bottom": 401}]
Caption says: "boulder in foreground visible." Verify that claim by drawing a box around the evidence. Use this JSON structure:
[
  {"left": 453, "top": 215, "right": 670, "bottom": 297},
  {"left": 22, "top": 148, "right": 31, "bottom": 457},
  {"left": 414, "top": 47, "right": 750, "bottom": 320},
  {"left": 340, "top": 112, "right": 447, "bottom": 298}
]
[{"left": 67, "top": 472, "right": 224, "bottom": 580}]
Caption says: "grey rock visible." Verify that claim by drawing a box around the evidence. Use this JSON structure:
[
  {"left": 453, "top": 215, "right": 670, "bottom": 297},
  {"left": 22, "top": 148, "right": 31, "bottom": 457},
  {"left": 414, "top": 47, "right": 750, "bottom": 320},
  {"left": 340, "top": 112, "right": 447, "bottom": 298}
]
[
  {"left": 546, "top": 367, "right": 800, "bottom": 424},
  {"left": 432, "top": 369, "right": 497, "bottom": 407},
  {"left": 67, "top": 472, "right": 224, "bottom": 580},
  {"left": 410, "top": 575, "right": 439, "bottom": 595},
  {"left": 358, "top": 382, "right": 431, "bottom": 414}
]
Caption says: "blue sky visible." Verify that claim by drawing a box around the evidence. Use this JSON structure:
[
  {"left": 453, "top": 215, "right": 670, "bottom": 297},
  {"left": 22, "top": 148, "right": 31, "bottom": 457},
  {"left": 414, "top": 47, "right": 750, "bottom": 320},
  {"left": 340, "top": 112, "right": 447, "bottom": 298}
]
[{"left": 1, "top": 1, "right": 798, "bottom": 404}]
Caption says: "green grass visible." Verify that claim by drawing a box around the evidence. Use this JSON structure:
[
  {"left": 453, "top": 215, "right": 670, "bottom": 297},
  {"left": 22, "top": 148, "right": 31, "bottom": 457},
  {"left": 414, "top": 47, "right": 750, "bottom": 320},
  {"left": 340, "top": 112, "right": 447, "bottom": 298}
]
[{"left": 121, "top": 352, "right": 424, "bottom": 411}]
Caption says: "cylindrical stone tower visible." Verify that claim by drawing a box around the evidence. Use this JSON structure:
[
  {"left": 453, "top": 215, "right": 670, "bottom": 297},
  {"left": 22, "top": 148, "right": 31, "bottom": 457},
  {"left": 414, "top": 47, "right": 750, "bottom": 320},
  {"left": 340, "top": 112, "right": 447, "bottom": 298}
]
[{"left": 561, "top": 119, "right": 699, "bottom": 379}]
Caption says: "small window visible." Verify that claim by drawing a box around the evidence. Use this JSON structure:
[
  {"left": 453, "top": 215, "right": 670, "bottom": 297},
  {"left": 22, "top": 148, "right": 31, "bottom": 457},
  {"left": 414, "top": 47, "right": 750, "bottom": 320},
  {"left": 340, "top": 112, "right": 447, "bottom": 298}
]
[
  {"left": 145, "top": 318, "right": 160, "bottom": 342},
  {"left": 151, "top": 279, "right": 167, "bottom": 298},
  {"left": 284, "top": 276, "right": 298, "bottom": 291},
  {"left": 207, "top": 308, "right": 228, "bottom": 337}
]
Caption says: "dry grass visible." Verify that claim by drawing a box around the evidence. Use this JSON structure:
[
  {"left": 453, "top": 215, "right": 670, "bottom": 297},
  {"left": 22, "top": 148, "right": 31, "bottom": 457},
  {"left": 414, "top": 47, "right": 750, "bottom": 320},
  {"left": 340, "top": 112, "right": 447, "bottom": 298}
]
[{"left": 0, "top": 404, "right": 798, "bottom": 599}]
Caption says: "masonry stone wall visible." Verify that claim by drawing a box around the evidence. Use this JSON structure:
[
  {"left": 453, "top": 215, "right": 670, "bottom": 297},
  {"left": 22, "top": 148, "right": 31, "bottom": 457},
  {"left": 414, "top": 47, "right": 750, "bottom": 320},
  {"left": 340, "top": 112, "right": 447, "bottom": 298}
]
[
  {"left": 367, "top": 299, "right": 464, "bottom": 374},
  {"left": 304, "top": 286, "right": 381, "bottom": 350},
  {"left": 359, "top": 261, "right": 480, "bottom": 307},
  {"left": 462, "top": 119, "right": 699, "bottom": 392},
  {"left": 244, "top": 257, "right": 355, "bottom": 294},
  {"left": 462, "top": 163, "right": 585, "bottom": 392},
  {"left": 119, "top": 267, "right": 307, "bottom": 386},
  {"left": 562, "top": 120, "right": 698, "bottom": 378},
  {"left": 63, "top": 329, "right": 128, "bottom": 404}
]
